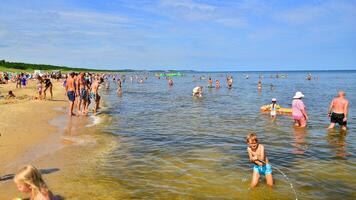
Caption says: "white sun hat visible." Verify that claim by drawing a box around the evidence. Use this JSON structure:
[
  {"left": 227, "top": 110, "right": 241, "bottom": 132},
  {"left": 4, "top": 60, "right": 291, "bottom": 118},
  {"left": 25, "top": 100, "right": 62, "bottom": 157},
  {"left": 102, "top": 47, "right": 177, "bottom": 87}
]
[
  {"left": 293, "top": 91, "right": 304, "bottom": 99},
  {"left": 272, "top": 98, "right": 277, "bottom": 102},
  {"left": 193, "top": 86, "right": 200, "bottom": 94}
]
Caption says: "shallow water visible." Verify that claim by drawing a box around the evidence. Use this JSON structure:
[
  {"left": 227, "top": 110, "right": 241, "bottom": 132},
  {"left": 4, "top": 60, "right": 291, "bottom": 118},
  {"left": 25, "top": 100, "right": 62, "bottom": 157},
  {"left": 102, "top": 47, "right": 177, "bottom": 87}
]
[{"left": 89, "top": 71, "right": 355, "bottom": 199}]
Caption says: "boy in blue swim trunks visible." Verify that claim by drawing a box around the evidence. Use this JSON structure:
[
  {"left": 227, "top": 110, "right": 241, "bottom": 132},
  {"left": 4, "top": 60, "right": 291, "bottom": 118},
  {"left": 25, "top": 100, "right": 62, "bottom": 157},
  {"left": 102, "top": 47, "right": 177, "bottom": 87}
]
[{"left": 246, "top": 133, "right": 273, "bottom": 187}]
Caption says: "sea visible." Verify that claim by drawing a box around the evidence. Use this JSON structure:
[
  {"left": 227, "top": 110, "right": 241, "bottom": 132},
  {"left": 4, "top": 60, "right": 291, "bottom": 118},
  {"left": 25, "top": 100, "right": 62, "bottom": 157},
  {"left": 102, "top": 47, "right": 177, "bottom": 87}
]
[{"left": 75, "top": 71, "right": 356, "bottom": 199}]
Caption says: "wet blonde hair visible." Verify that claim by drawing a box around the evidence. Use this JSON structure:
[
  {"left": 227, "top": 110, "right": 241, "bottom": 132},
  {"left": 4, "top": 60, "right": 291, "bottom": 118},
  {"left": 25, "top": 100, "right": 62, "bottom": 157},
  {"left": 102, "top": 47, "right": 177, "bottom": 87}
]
[
  {"left": 246, "top": 133, "right": 258, "bottom": 144},
  {"left": 14, "top": 165, "right": 48, "bottom": 196}
]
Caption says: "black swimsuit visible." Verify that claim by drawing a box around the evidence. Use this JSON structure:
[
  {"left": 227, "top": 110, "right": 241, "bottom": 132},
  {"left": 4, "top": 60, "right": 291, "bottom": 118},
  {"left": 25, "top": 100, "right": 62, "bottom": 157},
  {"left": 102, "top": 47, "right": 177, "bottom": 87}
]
[{"left": 331, "top": 112, "right": 347, "bottom": 126}]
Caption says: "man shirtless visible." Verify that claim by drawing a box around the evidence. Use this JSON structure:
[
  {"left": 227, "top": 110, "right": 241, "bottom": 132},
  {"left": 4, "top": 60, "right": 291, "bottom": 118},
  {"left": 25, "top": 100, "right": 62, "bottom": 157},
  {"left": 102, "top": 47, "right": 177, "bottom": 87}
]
[
  {"left": 65, "top": 72, "right": 76, "bottom": 116},
  {"left": 90, "top": 76, "right": 100, "bottom": 114},
  {"left": 77, "top": 72, "right": 89, "bottom": 115},
  {"left": 328, "top": 91, "right": 349, "bottom": 131}
]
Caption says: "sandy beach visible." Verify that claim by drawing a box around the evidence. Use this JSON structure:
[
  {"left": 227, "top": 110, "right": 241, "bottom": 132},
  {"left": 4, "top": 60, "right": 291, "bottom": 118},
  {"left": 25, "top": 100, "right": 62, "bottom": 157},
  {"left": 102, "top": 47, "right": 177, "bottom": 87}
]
[{"left": 0, "top": 79, "right": 115, "bottom": 199}]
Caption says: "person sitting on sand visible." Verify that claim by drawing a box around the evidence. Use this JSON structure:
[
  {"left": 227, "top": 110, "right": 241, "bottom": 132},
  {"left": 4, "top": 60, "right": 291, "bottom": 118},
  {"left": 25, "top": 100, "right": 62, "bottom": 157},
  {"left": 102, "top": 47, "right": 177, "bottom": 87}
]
[
  {"left": 192, "top": 86, "right": 203, "bottom": 97},
  {"left": 14, "top": 165, "right": 56, "bottom": 200},
  {"left": 292, "top": 91, "right": 308, "bottom": 127},
  {"left": 215, "top": 80, "right": 220, "bottom": 89},
  {"left": 6, "top": 90, "right": 16, "bottom": 99},
  {"left": 246, "top": 133, "right": 273, "bottom": 188},
  {"left": 327, "top": 91, "right": 349, "bottom": 131},
  {"left": 65, "top": 72, "right": 76, "bottom": 116}
]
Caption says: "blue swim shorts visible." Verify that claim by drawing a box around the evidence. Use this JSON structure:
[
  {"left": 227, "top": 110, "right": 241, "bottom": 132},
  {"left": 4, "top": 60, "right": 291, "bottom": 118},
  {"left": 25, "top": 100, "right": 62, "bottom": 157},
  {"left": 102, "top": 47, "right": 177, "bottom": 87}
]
[
  {"left": 67, "top": 91, "right": 76, "bottom": 102},
  {"left": 253, "top": 164, "right": 272, "bottom": 175},
  {"left": 80, "top": 89, "right": 88, "bottom": 100}
]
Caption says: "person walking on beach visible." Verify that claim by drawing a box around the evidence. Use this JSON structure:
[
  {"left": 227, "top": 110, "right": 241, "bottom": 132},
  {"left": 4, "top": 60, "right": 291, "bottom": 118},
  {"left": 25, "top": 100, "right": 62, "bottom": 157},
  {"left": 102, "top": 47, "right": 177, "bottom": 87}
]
[
  {"left": 65, "top": 72, "right": 76, "bottom": 116},
  {"left": 292, "top": 91, "right": 308, "bottom": 127},
  {"left": 327, "top": 91, "right": 349, "bottom": 131},
  {"left": 43, "top": 75, "right": 53, "bottom": 100},
  {"left": 246, "top": 133, "right": 273, "bottom": 188}
]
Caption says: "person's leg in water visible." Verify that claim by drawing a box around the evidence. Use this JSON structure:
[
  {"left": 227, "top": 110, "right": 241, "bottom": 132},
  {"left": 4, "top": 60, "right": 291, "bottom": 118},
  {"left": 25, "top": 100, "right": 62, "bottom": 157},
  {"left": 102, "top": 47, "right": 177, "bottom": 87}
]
[
  {"left": 300, "top": 117, "right": 307, "bottom": 127},
  {"left": 328, "top": 122, "right": 335, "bottom": 129},
  {"left": 266, "top": 173, "right": 273, "bottom": 187},
  {"left": 294, "top": 119, "right": 300, "bottom": 127},
  {"left": 250, "top": 170, "right": 260, "bottom": 188},
  {"left": 96, "top": 95, "right": 101, "bottom": 110}
]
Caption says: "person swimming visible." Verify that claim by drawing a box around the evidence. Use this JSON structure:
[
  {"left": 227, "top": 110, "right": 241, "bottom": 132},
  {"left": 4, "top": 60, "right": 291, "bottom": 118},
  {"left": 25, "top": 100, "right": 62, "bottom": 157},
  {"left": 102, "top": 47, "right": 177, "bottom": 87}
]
[
  {"left": 192, "top": 86, "right": 203, "bottom": 97},
  {"left": 215, "top": 80, "right": 220, "bottom": 89}
]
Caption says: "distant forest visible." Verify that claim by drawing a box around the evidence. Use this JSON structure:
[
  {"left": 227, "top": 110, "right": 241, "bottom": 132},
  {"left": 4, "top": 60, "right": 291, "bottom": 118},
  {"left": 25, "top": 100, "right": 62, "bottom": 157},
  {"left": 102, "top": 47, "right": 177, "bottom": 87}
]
[{"left": 0, "top": 60, "right": 133, "bottom": 72}]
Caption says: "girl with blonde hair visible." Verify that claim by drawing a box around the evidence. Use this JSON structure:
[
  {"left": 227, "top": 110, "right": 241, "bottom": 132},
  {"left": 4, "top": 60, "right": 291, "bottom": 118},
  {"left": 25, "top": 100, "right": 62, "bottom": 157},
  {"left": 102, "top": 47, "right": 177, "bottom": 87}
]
[{"left": 14, "top": 165, "right": 55, "bottom": 200}]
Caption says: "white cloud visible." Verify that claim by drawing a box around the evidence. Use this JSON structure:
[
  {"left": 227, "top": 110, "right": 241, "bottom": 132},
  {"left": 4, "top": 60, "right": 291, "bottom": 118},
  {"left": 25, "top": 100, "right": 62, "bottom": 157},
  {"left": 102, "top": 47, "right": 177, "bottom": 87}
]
[
  {"left": 160, "top": 0, "right": 216, "bottom": 11},
  {"left": 57, "top": 10, "right": 131, "bottom": 25}
]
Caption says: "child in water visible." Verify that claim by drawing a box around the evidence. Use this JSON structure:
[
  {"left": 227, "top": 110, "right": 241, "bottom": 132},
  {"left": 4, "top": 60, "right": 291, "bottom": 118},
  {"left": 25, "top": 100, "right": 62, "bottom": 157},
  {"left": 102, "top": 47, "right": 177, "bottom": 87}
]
[
  {"left": 246, "top": 133, "right": 273, "bottom": 188},
  {"left": 13, "top": 165, "right": 56, "bottom": 200},
  {"left": 270, "top": 98, "right": 278, "bottom": 118}
]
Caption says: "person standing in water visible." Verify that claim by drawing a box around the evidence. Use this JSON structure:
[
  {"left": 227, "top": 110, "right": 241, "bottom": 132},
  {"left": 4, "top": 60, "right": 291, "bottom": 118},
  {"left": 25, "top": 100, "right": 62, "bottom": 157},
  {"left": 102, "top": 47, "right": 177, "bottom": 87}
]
[
  {"left": 77, "top": 72, "right": 89, "bottom": 115},
  {"left": 208, "top": 77, "right": 213, "bottom": 88},
  {"left": 246, "top": 133, "right": 273, "bottom": 188},
  {"left": 292, "top": 91, "right": 308, "bottom": 127},
  {"left": 257, "top": 80, "right": 262, "bottom": 90},
  {"left": 192, "top": 86, "right": 203, "bottom": 97},
  {"left": 215, "top": 80, "right": 220, "bottom": 89},
  {"left": 227, "top": 76, "right": 233, "bottom": 89},
  {"left": 328, "top": 91, "right": 349, "bottom": 131},
  {"left": 270, "top": 98, "right": 278, "bottom": 118},
  {"left": 90, "top": 76, "right": 100, "bottom": 115},
  {"left": 168, "top": 78, "right": 173, "bottom": 86}
]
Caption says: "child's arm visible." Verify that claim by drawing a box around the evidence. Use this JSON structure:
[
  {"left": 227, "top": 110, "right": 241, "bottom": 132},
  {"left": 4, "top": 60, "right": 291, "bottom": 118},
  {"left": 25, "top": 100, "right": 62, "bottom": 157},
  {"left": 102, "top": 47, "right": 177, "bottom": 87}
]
[{"left": 247, "top": 148, "right": 263, "bottom": 166}]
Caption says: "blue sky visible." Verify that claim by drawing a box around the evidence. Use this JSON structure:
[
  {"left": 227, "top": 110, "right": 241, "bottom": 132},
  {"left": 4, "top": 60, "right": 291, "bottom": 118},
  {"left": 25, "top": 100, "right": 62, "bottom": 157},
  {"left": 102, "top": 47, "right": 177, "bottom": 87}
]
[{"left": 0, "top": 0, "right": 355, "bottom": 71}]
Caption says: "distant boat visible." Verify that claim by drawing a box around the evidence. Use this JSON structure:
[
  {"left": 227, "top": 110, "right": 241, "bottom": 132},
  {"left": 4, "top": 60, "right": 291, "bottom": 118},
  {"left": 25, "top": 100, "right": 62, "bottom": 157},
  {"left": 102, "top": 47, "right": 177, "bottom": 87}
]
[{"left": 156, "top": 72, "right": 184, "bottom": 77}]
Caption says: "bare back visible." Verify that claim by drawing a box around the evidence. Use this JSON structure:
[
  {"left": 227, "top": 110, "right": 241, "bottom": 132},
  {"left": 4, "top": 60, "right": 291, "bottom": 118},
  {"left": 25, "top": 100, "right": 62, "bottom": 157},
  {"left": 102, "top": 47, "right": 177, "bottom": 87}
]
[
  {"left": 332, "top": 97, "right": 348, "bottom": 114},
  {"left": 66, "top": 77, "right": 75, "bottom": 92}
]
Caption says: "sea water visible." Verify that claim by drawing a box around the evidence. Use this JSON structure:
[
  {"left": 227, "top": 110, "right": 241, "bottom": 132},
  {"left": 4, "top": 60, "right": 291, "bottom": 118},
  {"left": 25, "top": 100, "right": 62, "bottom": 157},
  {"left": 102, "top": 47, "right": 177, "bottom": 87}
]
[{"left": 78, "top": 71, "right": 356, "bottom": 199}]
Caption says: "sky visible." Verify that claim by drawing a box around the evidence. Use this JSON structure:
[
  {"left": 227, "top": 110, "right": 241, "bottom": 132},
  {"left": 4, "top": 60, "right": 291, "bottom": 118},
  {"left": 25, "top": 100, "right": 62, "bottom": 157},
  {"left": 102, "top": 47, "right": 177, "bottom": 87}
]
[{"left": 0, "top": 0, "right": 355, "bottom": 71}]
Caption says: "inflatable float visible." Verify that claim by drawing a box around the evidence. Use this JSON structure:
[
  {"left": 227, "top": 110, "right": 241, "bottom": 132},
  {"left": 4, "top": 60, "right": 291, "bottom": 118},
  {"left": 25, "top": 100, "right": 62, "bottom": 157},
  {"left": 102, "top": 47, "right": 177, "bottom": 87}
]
[{"left": 260, "top": 104, "right": 292, "bottom": 115}]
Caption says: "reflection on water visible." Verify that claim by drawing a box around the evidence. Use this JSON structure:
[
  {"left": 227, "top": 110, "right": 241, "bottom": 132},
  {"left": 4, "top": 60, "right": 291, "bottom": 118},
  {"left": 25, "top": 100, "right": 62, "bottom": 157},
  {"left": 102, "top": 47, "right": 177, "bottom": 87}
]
[
  {"left": 292, "top": 127, "right": 308, "bottom": 155},
  {"left": 327, "top": 131, "right": 349, "bottom": 158},
  {"left": 79, "top": 71, "right": 355, "bottom": 199}
]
